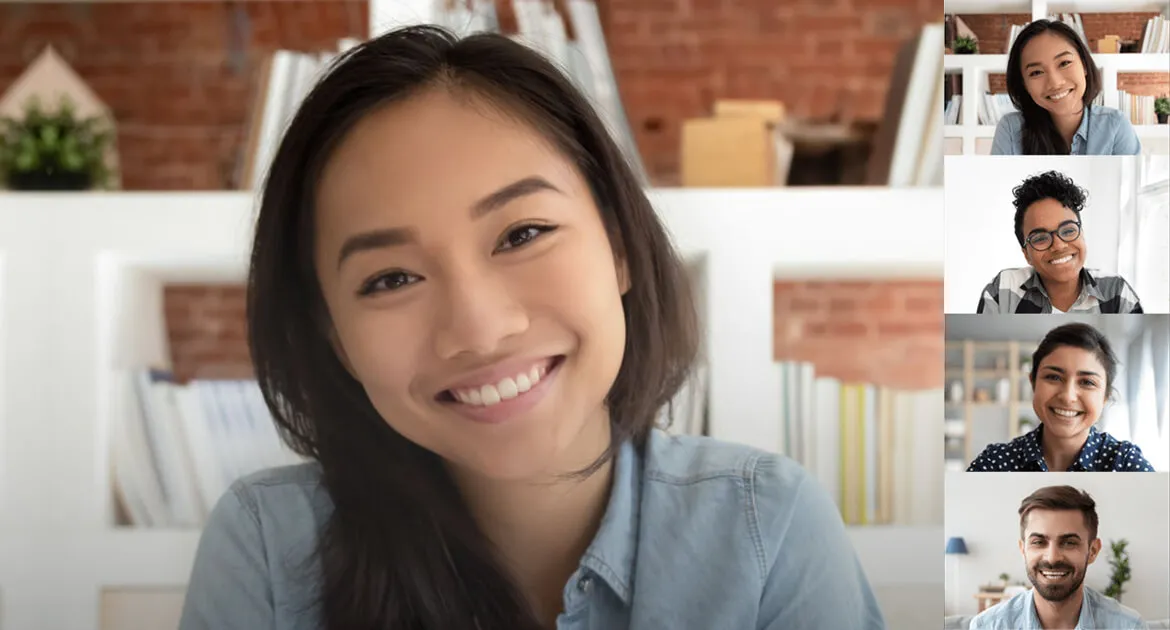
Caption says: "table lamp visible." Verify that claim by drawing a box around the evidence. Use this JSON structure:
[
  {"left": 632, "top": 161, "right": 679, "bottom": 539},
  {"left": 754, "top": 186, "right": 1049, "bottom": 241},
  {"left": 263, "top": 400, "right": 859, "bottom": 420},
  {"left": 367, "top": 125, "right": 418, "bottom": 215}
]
[{"left": 945, "top": 537, "right": 969, "bottom": 615}]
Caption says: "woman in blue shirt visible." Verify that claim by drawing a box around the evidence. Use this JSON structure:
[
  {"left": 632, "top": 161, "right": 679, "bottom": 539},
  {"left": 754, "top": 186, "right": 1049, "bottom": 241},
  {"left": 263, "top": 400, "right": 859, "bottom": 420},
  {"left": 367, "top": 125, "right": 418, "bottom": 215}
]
[
  {"left": 967, "top": 322, "right": 1155, "bottom": 472},
  {"left": 992, "top": 19, "right": 1141, "bottom": 156},
  {"left": 177, "top": 25, "right": 884, "bottom": 630}
]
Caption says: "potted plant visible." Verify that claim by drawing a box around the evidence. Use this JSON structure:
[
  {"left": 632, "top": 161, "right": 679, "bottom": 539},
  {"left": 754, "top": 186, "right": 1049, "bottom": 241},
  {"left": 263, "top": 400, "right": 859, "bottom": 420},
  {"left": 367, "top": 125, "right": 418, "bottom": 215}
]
[
  {"left": 998, "top": 573, "right": 1010, "bottom": 588},
  {"left": 1104, "top": 539, "right": 1131, "bottom": 602},
  {"left": 953, "top": 35, "right": 979, "bottom": 55},
  {"left": 0, "top": 95, "right": 113, "bottom": 191},
  {"left": 1155, "top": 97, "right": 1169, "bottom": 125}
]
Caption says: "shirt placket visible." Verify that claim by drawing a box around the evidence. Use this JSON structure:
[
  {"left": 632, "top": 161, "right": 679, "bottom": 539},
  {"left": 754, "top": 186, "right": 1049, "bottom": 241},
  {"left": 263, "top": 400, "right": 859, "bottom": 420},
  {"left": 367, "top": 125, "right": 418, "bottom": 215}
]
[{"left": 557, "top": 569, "right": 596, "bottom": 630}]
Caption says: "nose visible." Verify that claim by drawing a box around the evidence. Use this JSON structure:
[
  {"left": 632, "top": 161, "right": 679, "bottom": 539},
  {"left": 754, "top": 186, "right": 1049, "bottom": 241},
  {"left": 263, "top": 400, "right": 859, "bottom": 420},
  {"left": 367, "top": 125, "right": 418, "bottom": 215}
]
[
  {"left": 1059, "top": 377, "right": 1078, "bottom": 403},
  {"left": 431, "top": 263, "right": 529, "bottom": 360},
  {"left": 1042, "top": 543, "right": 1063, "bottom": 566}
]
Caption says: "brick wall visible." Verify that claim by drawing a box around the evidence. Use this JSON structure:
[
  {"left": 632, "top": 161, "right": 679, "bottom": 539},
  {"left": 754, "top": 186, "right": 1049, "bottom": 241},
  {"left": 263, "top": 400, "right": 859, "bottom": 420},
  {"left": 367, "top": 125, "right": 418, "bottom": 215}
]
[
  {"left": 163, "top": 286, "right": 252, "bottom": 383},
  {"left": 957, "top": 12, "right": 1162, "bottom": 54},
  {"left": 2, "top": 0, "right": 935, "bottom": 190},
  {"left": 0, "top": 1, "right": 368, "bottom": 190},
  {"left": 773, "top": 280, "right": 943, "bottom": 390}
]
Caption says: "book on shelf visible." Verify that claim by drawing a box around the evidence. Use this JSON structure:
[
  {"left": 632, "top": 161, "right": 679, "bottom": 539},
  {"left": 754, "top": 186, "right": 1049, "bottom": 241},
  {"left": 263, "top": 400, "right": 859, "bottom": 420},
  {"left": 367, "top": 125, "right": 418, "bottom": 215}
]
[
  {"left": 238, "top": 1, "right": 646, "bottom": 191},
  {"left": 945, "top": 94, "right": 962, "bottom": 125},
  {"left": 773, "top": 360, "right": 943, "bottom": 527},
  {"left": 112, "top": 369, "right": 305, "bottom": 528},
  {"left": 1142, "top": 14, "right": 1168, "bottom": 54},
  {"left": 1119, "top": 90, "right": 1160, "bottom": 125}
]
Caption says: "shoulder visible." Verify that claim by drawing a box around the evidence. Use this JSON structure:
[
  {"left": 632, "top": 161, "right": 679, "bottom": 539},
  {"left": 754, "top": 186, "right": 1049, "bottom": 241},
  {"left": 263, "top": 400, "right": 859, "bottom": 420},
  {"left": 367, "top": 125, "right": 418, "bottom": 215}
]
[
  {"left": 999, "top": 111, "right": 1024, "bottom": 130},
  {"left": 968, "top": 442, "right": 1013, "bottom": 471},
  {"left": 1086, "top": 586, "right": 1145, "bottom": 623},
  {"left": 971, "top": 590, "right": 1030, "bottom": 628},
  {"left": 989, "top": 268, "right": 1031, "bottom": 288},
  {"left": 1092, "top": 106, "right": 1130, "bottom": 127},
  {"left": 645, "top": 430, "right": 798, "bottom": 483},
  {"left": 1094, "top": 432, "right": 1155, "bottom": 471},
  {"left": 210, "top": 462, "right": 333, "bottom": 547}
]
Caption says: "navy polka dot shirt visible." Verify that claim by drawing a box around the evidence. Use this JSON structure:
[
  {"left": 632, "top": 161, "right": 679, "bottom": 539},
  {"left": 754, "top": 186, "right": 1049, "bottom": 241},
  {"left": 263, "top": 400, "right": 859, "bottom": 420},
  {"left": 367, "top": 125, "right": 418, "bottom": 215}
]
[{"left": 967, "top": 424, "right": 1155, "bottom": 472}]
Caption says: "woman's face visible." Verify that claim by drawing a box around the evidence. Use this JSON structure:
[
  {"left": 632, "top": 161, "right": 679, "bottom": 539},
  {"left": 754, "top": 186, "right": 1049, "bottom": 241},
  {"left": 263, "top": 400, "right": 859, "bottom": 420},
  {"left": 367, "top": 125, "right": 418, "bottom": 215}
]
[
  {"left": 1020, "top": 198, "right": 1086, "bottom": 287},
  {"left": 1019, "top": 32, "right": 1087, "bottom": 117},
  {"left": 1031, "top": 345, "right": 1107, "bottom": 442},
  {"left": 312, "top": 87, "right": 629, "bottom": 482}
]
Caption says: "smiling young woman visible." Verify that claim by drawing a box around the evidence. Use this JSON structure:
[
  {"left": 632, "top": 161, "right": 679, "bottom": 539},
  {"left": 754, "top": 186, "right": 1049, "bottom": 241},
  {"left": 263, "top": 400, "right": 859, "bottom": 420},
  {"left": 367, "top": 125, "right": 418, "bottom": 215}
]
[
  {"left": 991, "top": 20, "right": 1141, "bottom": 156},
  {"left": 175, "top": 25, "right": 884, "bottom": 630},
  {"left": 966, "top": 322, "right": 1155, "bottom": 472}
]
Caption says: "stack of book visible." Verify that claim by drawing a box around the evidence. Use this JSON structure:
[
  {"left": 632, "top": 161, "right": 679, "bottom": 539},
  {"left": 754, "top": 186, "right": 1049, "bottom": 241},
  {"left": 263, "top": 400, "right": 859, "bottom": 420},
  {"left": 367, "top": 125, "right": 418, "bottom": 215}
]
[
  {"left": 111, "top": 369, "right": 305, "bottom": 527},
  {"left": 1141, "top": 14, "right": 1168, "bottom": 53},
  {"left": 237, "top": 0, "right": 645, "bottom": 191},
  {"left": 1118, "top": 90, "right": 1160, "bottom": 125},
  {"left": 773, "top": 360, "right": 943, "bottom": 526}
]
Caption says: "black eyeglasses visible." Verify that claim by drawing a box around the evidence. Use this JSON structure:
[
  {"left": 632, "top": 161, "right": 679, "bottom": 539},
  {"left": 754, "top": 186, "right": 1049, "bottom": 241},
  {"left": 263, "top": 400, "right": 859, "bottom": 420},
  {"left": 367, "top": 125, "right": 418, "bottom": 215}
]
[{"left": 1025, "top": 220, "right": 1081, "bottom": 251}]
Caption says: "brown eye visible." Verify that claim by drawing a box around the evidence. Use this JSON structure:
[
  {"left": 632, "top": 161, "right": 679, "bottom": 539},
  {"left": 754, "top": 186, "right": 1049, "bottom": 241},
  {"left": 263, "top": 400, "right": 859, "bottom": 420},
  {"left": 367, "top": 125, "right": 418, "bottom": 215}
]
[
  {"left": 496, "top": 224, "right": 557, "bottom": 252},
  {"left": 359, "top": 270, "right": 421, "bottom": 296}
]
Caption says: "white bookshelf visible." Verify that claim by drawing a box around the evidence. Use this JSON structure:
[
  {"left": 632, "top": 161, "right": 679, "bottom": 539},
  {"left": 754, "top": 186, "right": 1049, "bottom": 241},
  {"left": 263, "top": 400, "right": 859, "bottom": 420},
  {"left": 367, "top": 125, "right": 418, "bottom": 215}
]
[
  {"left": 0, "top": 188, "right": 943, "bottom": 629},
  {"left": 944, "top": 53, "right": 1170, "bottom": 154},
  {"left": 945, "top": 0, "right": 1170, "bottom": 21}
]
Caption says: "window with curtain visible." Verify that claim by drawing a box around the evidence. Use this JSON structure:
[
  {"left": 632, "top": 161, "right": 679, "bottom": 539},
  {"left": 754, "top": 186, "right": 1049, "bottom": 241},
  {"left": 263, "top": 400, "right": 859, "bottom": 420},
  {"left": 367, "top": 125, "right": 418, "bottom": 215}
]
[
  {"left": 1121, "top": 316, "right": 1170, "bottom": 471},
  {"left": 1118, "top": 155, "right": 1170, "bottom": 314}
]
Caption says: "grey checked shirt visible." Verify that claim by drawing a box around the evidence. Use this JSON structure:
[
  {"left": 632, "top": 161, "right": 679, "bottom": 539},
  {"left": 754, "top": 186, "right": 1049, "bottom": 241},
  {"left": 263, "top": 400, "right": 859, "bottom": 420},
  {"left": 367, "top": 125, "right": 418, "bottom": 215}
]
[{"left": 977, "top": 268, "right": 1144, "bottom": 314}]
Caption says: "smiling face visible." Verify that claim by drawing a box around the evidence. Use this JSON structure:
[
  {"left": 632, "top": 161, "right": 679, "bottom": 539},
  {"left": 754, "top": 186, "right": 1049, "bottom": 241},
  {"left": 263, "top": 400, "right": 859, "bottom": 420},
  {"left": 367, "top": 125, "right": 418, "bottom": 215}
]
[
  {"left": 1021, "top": 198, "right": 1086, "bottom": 287},
  {"left": 1031, "top": 345, "right": 1107, "bottom": 442},
  {"left": 1020, "top": 31, "right": 1088, "bottom": 117},
  {"left": 1019, "top": 508, "right": 1100, "bottom": 603},
  {"left": 312, "top": 86, "right": 629, "bottom": 482}
]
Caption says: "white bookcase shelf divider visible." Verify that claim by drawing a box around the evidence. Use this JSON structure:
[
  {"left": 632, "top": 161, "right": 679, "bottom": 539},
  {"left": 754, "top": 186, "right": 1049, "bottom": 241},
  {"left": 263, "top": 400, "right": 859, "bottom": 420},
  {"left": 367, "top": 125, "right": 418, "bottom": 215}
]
[{"left": 0, "top": 187, "right": 942, "bottom": 630}]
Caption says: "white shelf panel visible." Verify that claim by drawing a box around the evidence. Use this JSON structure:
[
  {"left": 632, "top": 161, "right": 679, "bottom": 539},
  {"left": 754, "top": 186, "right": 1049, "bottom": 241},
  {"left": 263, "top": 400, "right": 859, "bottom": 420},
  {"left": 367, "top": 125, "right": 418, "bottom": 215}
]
[{"left": 1135, "top": 125, "right": 1170, "bottom": 138}]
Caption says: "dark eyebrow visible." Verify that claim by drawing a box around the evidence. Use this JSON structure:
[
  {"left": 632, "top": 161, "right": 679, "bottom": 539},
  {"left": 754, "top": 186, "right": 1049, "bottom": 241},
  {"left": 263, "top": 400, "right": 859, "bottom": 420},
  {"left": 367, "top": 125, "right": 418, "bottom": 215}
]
[
  {"left": 335, "top": 176, "right": 562, "bottom": 270},
  {"left": 1039, "top": 365, "right": 1101, "bottom": 378},
  {"left": 471, "top": 176, "right": 562, "bottom": 219},
  {"left": 1024, "top": 50, "right": 1074, "bottom": 70},
  {"left": 1028, "top": 532, "right": 1083, "bottom": 541}
]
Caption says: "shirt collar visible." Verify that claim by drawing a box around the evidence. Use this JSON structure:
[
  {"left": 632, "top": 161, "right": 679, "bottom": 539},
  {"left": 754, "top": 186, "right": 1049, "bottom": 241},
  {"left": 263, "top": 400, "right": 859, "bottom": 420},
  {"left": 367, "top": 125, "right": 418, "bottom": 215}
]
[
  {"left": 1073, "top": 105, "right": 1092, "bottom": 143},
  {"left": 1021, "top": 268, "right": 1102, "bottom": 304},
  {"left": 576, "top": 435, "right": 643, "bottom": 605},
  {"left": 1026, "top": 586, "right": 1096, "bottom": 629},
  {"left": 1025, "top": 424, "right": 1102, "bottom": 471}
]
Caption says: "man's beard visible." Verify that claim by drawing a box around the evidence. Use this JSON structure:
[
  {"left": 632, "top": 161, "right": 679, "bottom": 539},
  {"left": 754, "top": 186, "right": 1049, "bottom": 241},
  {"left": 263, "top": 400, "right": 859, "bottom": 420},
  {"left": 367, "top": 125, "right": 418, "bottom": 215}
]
[{"left": 1027, "top": 557, "right": 1087, "bottom": 602}]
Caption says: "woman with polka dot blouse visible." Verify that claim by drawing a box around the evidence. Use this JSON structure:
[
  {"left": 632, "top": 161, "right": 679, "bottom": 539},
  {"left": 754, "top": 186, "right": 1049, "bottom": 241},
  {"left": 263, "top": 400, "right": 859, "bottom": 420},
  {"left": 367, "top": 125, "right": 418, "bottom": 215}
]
[{"left": 967, "top": 322, "right": 1155, "bottom": 472}]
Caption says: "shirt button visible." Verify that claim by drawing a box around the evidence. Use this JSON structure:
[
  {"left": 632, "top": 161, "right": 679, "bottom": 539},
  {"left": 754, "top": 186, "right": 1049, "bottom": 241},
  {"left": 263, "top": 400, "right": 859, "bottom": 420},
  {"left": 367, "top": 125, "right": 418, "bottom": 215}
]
[{"left": 578, "top": 576, "right": 593, "bottom": 593}]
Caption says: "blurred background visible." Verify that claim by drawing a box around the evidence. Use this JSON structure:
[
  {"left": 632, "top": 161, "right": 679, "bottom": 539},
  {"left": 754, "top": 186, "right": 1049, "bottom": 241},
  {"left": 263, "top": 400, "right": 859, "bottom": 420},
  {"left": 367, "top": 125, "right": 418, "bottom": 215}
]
[{"left": 0, "top": 1, "right": 946, "bottom": 629}]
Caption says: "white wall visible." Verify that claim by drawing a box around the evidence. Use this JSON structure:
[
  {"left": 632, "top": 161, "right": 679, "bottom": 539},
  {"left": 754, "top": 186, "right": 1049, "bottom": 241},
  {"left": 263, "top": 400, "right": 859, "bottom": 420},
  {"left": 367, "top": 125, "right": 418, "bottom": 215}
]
[
  {"left": 944, "top": 156, "right": 1124, "bottom": 314},
  {"left": 944, "top": 472, "right": 1170, "bottom": 619}
]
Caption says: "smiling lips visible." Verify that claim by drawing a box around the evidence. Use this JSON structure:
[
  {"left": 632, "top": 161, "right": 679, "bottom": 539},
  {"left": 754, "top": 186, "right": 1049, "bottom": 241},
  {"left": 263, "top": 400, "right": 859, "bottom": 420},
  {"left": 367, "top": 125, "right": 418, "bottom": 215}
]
[
  {"left": 1051, "top": 407, "right": 1084, "bottom": 418},
  {"left": 1047, "top": 88, "right": 1074, "bottom": 101},
  {"left": 1048, "top": 252, "right": 1075, "bottom": 265}
]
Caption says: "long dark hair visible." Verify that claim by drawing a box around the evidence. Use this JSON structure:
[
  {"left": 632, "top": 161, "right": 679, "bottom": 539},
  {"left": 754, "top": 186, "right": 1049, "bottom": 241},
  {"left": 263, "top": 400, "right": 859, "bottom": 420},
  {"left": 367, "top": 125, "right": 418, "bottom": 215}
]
[
  {"left": 1006, "top": 19, "right": 1102, "bottom": 155},
  {"left": 1030, "top": 322, "right": 1118, "bottom": 400},
  {"left": 246, "top": 24, "right": 699, "bottom": 629}
]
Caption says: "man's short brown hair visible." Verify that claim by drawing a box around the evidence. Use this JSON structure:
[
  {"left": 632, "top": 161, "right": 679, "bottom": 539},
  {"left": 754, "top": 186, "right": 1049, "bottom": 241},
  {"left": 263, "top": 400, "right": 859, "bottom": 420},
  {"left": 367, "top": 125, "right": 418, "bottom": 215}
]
[{"left": 1018, "top": 485, "right": 1099, "bottom": 540}]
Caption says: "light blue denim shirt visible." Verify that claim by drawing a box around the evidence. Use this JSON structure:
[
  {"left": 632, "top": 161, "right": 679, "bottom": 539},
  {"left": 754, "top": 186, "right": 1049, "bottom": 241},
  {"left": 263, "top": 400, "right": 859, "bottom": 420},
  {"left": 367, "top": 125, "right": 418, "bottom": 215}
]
[
  {"left": 970, "top": 586, "right": 1148, "bottom": 629},
  {"left": 179, "top": 429, "right": 885, "bottom": 629},
  {"left": 991, "top": 106, "right": 1141, "bottom": 155}
]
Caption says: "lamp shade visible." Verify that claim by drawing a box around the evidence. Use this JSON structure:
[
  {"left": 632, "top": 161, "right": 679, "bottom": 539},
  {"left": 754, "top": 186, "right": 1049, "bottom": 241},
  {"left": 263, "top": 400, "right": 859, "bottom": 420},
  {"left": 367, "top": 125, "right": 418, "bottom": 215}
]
[{"left": 945, "top": 537, "right": 969, "bottom": 555}]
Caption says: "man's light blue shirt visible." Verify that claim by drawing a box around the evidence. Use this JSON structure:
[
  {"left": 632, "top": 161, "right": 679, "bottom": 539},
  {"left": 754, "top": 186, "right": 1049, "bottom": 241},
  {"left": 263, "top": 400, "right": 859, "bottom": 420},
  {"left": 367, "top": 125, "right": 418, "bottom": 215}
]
[
  {"left": 970, "top": 586, "right": 1148, "bottom": 629},
  {"left": 991, "top": 106, "right": 1142, "bottom": 155},
  {"left": 178, "top": 429, "right": 886, "bottom": 629}
]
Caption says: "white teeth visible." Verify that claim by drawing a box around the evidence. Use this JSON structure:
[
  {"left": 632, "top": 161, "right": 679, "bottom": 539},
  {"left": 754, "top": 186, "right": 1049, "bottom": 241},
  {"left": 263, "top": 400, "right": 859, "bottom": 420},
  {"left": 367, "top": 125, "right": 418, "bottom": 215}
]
[
  {"left": 450, "top": 361, "right": 550, "bottom": 407},
  {"left": 1053, "top": 408, "right": 1082, "bottom": 417},
  {"left": 1050, "top": 254, "right": 1074, "bottom": 264},
  {"left": 497, "top": 378, "right": 519, "bottom": 400},
  {"left": 480, "top": 384, "right": 501, "bottom": 405},
  {"left": 1048, "top": 89, "right": 1073, "bottom": 101}
]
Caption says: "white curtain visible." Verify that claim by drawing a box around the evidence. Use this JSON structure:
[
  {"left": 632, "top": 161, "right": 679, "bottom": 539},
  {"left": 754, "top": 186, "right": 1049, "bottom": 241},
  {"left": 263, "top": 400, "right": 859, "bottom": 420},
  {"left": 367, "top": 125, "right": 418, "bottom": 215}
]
[
  {"left": 1119, "top": 156, "right": 1170, "bottom": 314},
  {"left": 1124, "top": 317, "right": 1170, "bottom": 471}
]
